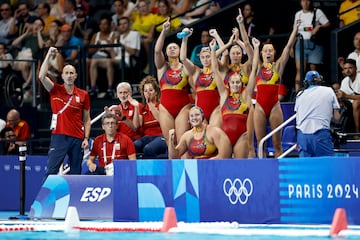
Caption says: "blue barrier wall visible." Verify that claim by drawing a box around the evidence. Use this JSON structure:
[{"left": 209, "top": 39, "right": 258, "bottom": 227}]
[
  {"left": 0, "top": 155, "right": 47, "bottom": 211},
  {"left": 7, "top": 155, "right": 360, "bottom": 224},
  {"left": 114, "top": 158, "right": 360, "bottom": 224}
]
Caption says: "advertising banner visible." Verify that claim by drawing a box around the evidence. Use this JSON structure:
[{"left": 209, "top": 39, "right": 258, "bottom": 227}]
[
  {"left": 279, "top": 157, "right": 360, "bottom": 224},
  {"left": 114, "top": 159, "right": 280, "bottom": 223},
  {"left": 29, "top": 175, "right": 113, "bottom": 219}
]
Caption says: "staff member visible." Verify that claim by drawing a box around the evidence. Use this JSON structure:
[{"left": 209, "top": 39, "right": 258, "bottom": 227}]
[
  {"left": 86, "top": 113, "right": 136, "bottom": 175},
  {"left": 39, "top": 46, "right": 91, "bottom": 179},
  {"left": 295, "top": 70, "right": 340, "bottom": 157}
]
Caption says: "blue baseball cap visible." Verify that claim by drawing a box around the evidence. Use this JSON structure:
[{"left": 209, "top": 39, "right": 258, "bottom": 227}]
[{"left": 304, "top": 70, "right": 321, "bottom": 82}]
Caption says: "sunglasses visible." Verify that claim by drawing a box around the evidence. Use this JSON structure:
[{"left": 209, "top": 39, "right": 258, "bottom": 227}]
[{"left": 0, "top": 8, "right": 10, "bottom": 12}]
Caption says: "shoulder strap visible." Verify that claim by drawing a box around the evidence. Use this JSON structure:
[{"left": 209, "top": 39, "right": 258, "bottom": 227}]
[{"left": 312, "top": 8, "right": 317, "bottom": 27}]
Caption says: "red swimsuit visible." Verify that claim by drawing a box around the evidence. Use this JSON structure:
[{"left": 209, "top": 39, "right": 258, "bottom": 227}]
[
  {"left": 195, "top": 72, "right": 219, "bottom": 121},
  {"left": 221, "top": 93, "right": 249, "bottom": 145},
  {"left": 159, "top": 66, "right": 190, "bottom": 118},
  {"left": 255, "top": 64, "right": 280, "bottom": 117}
]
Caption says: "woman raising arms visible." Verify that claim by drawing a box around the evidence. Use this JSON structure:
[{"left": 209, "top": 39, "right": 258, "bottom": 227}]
[
  {"left": 210, "top": 36, "right": 260, "bottom": 158},
  {"left": 154, "top": 18, "right": 191, "bottom": 144},
  {"left": 179, "top": 27, "right": 222, "bottom": 127},
  {"left": 252, "top": 20, "right": 300, "bottom": 158}
]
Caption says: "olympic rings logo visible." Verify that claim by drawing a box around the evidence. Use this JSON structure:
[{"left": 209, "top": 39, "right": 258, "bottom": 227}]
[{"left": 223, "top": 178, "right": 253, "bottom": 205}]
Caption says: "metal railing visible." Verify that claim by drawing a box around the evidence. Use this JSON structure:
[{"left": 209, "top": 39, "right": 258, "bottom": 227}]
[{"left": 257, "top": 114, "right": 297, "bottom": 159}]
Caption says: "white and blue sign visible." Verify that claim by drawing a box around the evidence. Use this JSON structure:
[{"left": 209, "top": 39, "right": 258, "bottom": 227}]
[{"left": 29, "top": 175, "right": 113, "bottom": 219}]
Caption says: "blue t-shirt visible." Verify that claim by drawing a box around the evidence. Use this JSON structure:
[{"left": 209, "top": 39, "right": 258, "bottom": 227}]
[{"left": 63, "top": 36, "right": 83, "bottom": 58}]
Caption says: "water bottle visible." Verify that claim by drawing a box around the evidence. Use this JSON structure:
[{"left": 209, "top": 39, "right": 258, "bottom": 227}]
[{"left": 177, "top": 30, "right": 190, "bottom": 39}]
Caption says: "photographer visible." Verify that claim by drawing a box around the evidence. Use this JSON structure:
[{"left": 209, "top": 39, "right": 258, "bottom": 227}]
[{"left": 295, "top": 70, "right": 340, "bottom": 157}]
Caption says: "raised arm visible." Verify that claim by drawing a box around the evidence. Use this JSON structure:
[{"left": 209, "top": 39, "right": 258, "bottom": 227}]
[
  {"left": 38, "top": 47, "right": 57, "bottom": 92},
  {"left": 154, "top": 18, "right": 170, "bottom": 69},
  {"left": 128, "top": 97, "right": 141, "bottom": 129},
  {"left": 276, "top": 19, "right": 300, "bottom": 77},
  {"left": 210, "top": 39, "right": 227, "bottom": 104},
  {"left": 245, "top": 37, "right": 260, "bottom": 105},
  {"left": 236, "top": 8, "right": 253, "bottom": 72},
  {"left": 180, "top": 28, "right": 197, "bottom": 76}
]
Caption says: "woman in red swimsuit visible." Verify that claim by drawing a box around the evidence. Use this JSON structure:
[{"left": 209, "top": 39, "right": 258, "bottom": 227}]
[
  {"left": 154, "top": 18, "right": 191, "bottom": 144},
  {"left": 210, "top": 9, "right": 256, "bottom": 157},
  {"left": 168, "top": 105, "right": 231, "bottom": 159},
  {"left": 210, "top": 36, "right": 259, "bottom": 158},
  {"left": 251, "top": 20, "right": 300, "bottom": 158},
  {"left": 179, "top": 28, "right": 222, "bottom": 127}
]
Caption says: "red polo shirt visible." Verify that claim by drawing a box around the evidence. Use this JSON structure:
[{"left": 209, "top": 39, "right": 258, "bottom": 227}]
[
  {"left": 90, "top": 132, "right": 136, "bottom": 167},
  {"left": 49, "top": 83, "right": 90, "bottom": 139},
  {"left": 5, "top": 120, "right": 31, "bottom": 140},
  {"left": 117, "top": 102, "right": 142, "bottom": 140}
]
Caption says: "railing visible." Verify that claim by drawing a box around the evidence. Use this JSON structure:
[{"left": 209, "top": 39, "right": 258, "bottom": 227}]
[
  {"left": 257, "top": 114, "right": 297, "bottom": 159},
  {"left": 0, "top": 58, "right": 37, "bottom": 107}
]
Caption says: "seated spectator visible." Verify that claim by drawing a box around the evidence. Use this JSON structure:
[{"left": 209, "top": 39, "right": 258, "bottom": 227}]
[
  {"left": 132, "top": 76, "right": 167, "bottom": 158},
  {"left": 72, "top": 4, "right": 96, "bottom": 45},
  {"left": 0, "top": 3, "right": 15, "bottom": 45},
  {"left": 131, "top": 0, "right": 157, "bottom": 60},
  {"left": 0, "top": 118, "right": 5, "bottom": 131},
  {"left": 88, "top": 15, "right": 116, "bottom": 98},
  {"left": 9, "top": 1, "right": 38, "bottom": 39},
  {"left": 168, "top": 105, "right": 232, "bottom": 159},
  {"left": 107, "top": 82, "right": 143, "bottom": 141},
  {"left": 35, "top": 2, "right": 57, "bottom": 35},
  {"left": 112, "top": 16, "right": 141, "bottom": 83},
  {"left": 169, "top": 0, "right": 194, "bottom": 15},
  {"left": 0, "top": 42, "right": 13, "bottom": 77},
  {"left": 75, "top": 0, "right": 90, "bottom": 15},
  {"left": 5, "top": 109, "right": 31, "bottom": 145},
  {"left": 154, "top": 0, "right": 181, "bottom": 33},
  {"left": 0, "top": 127, "right": 19, "bottom": 155},
  {"left": 55, "top": 23, "right": 82, "bottom": 65},
  {"left": 181, "top": 0, "right": 220, "bottom": 25},
  {"left": 111, "top": 0, "right": 133, "bottom": 30},
  {"left": 189, "top": 29, "right": 212, "bottom": 68},
  {"left": 336, "top": 58, "right": 360, "bottom": 133},
  {"left": 338, "top": 32, "right": 360, "bottom": 73},
  {"left": 47, "top": 0, "right": 64, "bottom": 20},
  {"left": 338, "top": 0, "right": 360, "bottom": 27},
  {"left": 61, "top": 0, "right": 77, "bottom": 26},
  {"left": 86, "top": 112, "right": 136, "bottom": 175},
  {"left": 12, "top": 17, "right": 46, "bottom": 93},
  {"left": 44, "top": 19, "right": 62, "bottom": 47}
]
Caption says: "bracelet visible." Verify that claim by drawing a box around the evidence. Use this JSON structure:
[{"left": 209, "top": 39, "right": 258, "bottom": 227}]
[{"left": 84, "top": 137, "right": 89, "bottom": 140}]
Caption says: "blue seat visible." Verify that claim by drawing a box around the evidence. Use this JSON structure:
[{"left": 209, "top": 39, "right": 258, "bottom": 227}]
[{"left": 282, "top": 125, "right": 297, "bottom": 152}]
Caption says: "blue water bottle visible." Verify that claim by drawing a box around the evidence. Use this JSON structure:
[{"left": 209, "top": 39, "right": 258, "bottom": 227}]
[{"left": 177, "top": 30, "right": 190, "bottom": 39}]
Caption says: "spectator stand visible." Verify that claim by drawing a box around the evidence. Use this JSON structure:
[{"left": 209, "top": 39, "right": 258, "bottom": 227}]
[{"left": 330, "top": 19, "right": 360, "bottom": 85}]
